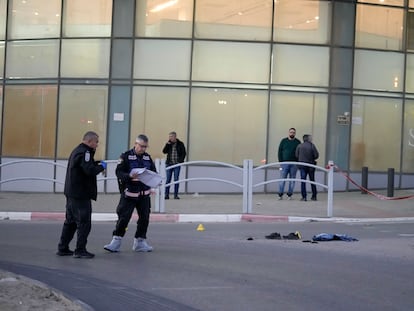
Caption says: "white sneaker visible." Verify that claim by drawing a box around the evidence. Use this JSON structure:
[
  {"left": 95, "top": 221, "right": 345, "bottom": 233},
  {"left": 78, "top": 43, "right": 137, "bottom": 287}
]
[
  {"left": 104, "top": 236, "right": 122, "bottom": 252},
  {"left": 287, "top": 196, "right": 292, "bottom": 201},
  {"left": 133, "top": 238, "right": 153, "bottom": 252}
]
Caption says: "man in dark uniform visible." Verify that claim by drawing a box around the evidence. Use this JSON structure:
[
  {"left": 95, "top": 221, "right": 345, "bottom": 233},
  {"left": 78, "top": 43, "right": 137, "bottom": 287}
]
[
  {"left": 162, "top": 131, "right": 186, "bottom": 199},
  {"left": 104, "top": 134, "right": 156, "bottom": 253},
  {"left": 57, "top": 131, "right": 106, "bottom": 259}
]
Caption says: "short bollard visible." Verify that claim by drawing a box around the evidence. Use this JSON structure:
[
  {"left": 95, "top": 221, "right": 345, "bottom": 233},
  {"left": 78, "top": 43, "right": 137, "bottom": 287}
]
[
  {"left": 361, "top": 166, "right": 368, "bottom": 194},
  {"left": 387, "top": 168, "right": 394, "bottom": 197}
]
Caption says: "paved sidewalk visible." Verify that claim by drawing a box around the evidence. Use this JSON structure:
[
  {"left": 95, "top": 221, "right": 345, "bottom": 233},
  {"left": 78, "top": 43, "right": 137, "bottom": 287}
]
[{"left": 1, "top": 190, "right": 414, "bottom": 223}]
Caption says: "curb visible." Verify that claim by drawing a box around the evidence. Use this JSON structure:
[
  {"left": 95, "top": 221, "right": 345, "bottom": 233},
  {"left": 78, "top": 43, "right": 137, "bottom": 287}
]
[{"left": 1, "top": 212, "right": 414, "bottom": 223}]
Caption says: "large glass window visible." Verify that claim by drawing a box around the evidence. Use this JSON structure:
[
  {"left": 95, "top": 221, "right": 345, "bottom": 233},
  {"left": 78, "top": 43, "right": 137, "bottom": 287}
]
[
  {"left": 189, "top": 88, "right": 268, "bottom": 165},
  {"left": 8, "top": 0, "right": 61, "bottom": 39},
  {"left": 60, "top": 39, "right": 110, "bottom": 78},
  {"left": 407, "top": 54, "right": 414, "bottom": 93},
  {"left": 350, "top": 96, "right": 402, "bottom": 171},
  {"left": 355, "top": 4, "right": 403, "bottom": 50},
  {"left": 131, "top": 86, "right": 189, "bottom": 160},
  {"left": 272, "top": 44, "right": 329, "bottom": 86},
  {"left": 0, "top": 0, "right": 6, "bottom": 40},
  {"left": 192, "top": 41, "right": 270, "bottom": 83},
  {"left": 353, "top": 50, "right": 404, "bottom": 92},
  {"left": 2, "top": 85, "right": 57, "bottom": 158},
  {"left": 194, "top": 0, "right": 272, "bottom": 41},
  {"left": 136, "top": 0, "right": 193, "bottom": 38},
  {"left": 358, "top": 0, "right": 403, "bottom": 6},
  {"left": 411, "top": 0, "right": 414, "bottom": 8},
  {"left": 402, "top": 99, "right": 414, "bottom": 172},
  {"left": 268, "top": 91, "right": 327, "bottom": 166},
  {"left": 0, "top": 41, "right": 4, "bottom": 78},
  {"left": 134, "top": 39, "right": 191, "bottom": 80},
  {"left": 6, "top": 40, "right": 59, "bottom": 78},
  {"left": 57, "top": 86, "right": 108, "bottom": 159},
  {"left": 63, "top": 0, "right": 112, "bottom": 37},
  {"left": 408, "top": 11, "right": 414, "bottom": 51},
  {"left": 274, "top": 0, "right": 331, "bottom": 44}
]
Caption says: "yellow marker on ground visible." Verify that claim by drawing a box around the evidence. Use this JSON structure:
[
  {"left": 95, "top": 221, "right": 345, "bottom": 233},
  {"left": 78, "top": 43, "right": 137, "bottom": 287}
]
[{"left": 196, "top": 224, "right": 205, "bottom": 231}]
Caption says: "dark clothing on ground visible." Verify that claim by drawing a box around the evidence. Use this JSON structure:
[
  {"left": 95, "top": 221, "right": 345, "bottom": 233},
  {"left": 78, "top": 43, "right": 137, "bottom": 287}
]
[
  {"left": 112, "top": 148, "right": 156, "bottom": 239},
  {"left": 58, "top": 142, "right": 104, "bottom": 253}
]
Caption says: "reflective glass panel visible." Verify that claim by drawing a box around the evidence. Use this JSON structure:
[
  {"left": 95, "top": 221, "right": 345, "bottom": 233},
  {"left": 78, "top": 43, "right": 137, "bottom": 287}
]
[
  {"left": 8, "top": 0, "right": 61, "bottom": 39},
  {"left": 136, "top": 0, "right": 193, "bottom": 38},
  {"left": 192, "top": 41, "right": 270, "bottom": 83},
  {"left": 60, "top": 39, "right": 110, "bottom": 78},
  {"left": 0, "top": 0, "right": 6, "bottom": 40},
  {"left": 272, "top": 44, "right": 329, "bottom": 86},
  {"left": 2, "top": 85, "right": 57, "bottom": 158},
  {"left": 63, "top": 0, "right": 112, "bottom": 37},
  {"left": 134, "top": 39, "right": 191, "bottom": 80},
  {"left": 353, "top": 50, "right": 404, "bottom": 91},
  {"left": 358, "top": 0, "right": 404, "bottom": 6},
  {"left": 355, "top": 4, "right": 403, "bottom": 50},
  {"left": 0, "top": 41, "right": 4, "bottom": 78},
  {"left": 57, "top": 85, "right": 108, "bottom": 159},
  {"left": 406, "top": 54, "right": 414, "bottom": 93},
  {"left": 402, "top": 99, "right": 414, "bottom": 172},
  {"left": 350, "top": 96, "right": 402, "bottom": 171},
  {"left": 274, "top": 0, "right": 331, "bottom": 44},
  {"left": 411, "top": 0, "right": 414, "bottom": 8},
  {"left": 189, "top": 88, "right": 267, "bottom": 165},
  {"left": 6, "top": 40, "right": 59, "bottom": 78},
  {"left": 194, "top": 0, "right": 272, "bottom": 41},
  {"left": 131, "top": 86, "right": 189, "bottom": 159},
  {"left": 269, "top": 91, "right": 327, "bottom": 167}
]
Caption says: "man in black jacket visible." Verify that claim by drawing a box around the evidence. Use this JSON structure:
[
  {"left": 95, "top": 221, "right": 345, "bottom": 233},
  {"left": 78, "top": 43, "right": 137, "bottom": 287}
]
[
  {"left": 162, "top": 131, "right": 186, "bottom": 199},
  {"left": 57, "top": 131, "right": 106, "bottom": 258},
  {"left": 295, "top": 134, "right": 319, "bottom": 201}
]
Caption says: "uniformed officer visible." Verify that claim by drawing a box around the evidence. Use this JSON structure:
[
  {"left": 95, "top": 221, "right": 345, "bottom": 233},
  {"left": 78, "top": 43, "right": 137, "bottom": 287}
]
[
  {"left": 104, "top": 134, "right": 156, "bottom": 253},
  {"left": 56, "top": 131, "right": 106, "bottom": 258}
]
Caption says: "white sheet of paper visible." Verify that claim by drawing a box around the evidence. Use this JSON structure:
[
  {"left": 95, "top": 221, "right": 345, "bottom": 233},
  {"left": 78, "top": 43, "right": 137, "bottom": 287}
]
[{"left": 130, "top": 168, "right": 163, "bottom": 188}]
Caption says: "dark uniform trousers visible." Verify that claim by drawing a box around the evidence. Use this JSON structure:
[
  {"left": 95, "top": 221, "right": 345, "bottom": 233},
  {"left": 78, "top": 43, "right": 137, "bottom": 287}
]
[
  {"left": 112, "top": 193, "right": 151, "bottom": 239},
  {"left": 58, "top": 197, "right": 92, "bottom": 252}
]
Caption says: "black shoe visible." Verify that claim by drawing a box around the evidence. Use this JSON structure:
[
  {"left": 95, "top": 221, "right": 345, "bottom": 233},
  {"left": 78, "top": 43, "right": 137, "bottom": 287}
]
[
  {"left": 165, "top": 195, "right": 169, "bottom": 200},
  {"left": 56, "top": 249, "right": 74, "bottom": 256},
  {"left": 73, "top": 250, "right": 95, "bottom": 259},
  {"left": 311, "top": 197, "right": 317, "bottom": 201},
  {"left": 265, "top": 232, "right": 281, "bottom": 239},
  {"left": 174, "top": 196, "right": 180, "bottom": 200},
  {"left": 300, "top": 198, "right": 307, "bottom": 201}
]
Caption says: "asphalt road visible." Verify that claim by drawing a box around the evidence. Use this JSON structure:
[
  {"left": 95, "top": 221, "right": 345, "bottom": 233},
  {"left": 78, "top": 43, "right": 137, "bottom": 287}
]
[{"left": 1, "top": 221, "right": 414, "bottom": 311}]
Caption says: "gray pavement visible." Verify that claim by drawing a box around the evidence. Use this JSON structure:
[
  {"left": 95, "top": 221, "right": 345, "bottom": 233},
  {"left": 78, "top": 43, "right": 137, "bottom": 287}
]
[{"left": 1, "top": 189, "right": 414, "bottom": 222}]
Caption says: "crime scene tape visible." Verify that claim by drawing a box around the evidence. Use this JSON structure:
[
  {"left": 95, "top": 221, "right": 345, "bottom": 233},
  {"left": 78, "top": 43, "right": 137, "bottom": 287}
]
[{"left": 328, "top": 163, "right": 414, "bottom": 201}]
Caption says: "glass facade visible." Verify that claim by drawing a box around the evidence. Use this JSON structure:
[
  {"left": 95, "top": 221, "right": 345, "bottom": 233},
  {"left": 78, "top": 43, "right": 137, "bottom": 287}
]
[{"left": 1, "top": 0, "right": 414, "bottom": 190}]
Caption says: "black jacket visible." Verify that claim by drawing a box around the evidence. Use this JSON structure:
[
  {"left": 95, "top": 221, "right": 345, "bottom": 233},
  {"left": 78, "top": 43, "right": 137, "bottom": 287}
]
[
  {"left": 295, "top": 141, "right": 319, "bottom": 167},
  {"left": 64, "top": 143, "right": 104, "bottom": 201},
  {"left": 116, "top": 148, "right": 157, "bottom": 193},
  {"left": 162, "top": 139, "right": 186, "bottom": 165}
]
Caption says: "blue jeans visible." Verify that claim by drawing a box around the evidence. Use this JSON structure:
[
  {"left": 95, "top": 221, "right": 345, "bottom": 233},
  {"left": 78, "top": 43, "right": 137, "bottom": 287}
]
[
  {"left": 278, "top": 164, "right": 298, "bottom": 196},
  {"left": 299, "top": 166, "right": 317, "bottom": 199},
  {"left": 165, "top": 165, "right": 181, "bottom": 196}
]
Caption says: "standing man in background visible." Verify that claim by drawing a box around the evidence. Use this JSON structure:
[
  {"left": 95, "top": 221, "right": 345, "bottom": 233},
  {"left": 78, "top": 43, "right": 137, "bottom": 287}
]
[
  {"left": 162, "top": 131, "right": 186, "bottom": 200},
  {"left": 277, "top": 128, "right": 301, "bottom": 200},
  {"left": 296, "top": 134, "right": 319, "bottom": 201},
  {"left": 57, "top": 131, "right": 106, "bottom": 259}
]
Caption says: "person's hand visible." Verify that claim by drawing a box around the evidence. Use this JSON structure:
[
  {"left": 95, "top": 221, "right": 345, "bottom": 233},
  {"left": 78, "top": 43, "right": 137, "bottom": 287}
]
[{"left": 100, "top": 161, "right": 107, "bottom": 170}]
